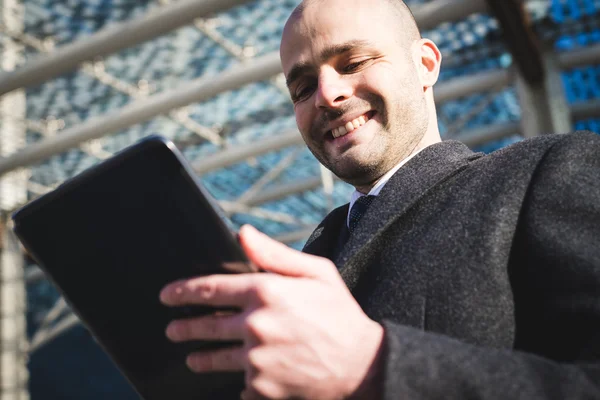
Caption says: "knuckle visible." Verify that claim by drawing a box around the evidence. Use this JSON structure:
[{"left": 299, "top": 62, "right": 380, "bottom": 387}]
[
  {"left": 244, "top": 313, "right": 267, "bottom": 341},
  {"left": 246, "top": 347, "right": 261, "bottom": 370},
  {"left": 253, "top": 279, "right": 279, "bottom": 304},
  {"left": 189, "top": 278, "right": 218, "bottom": 300},
  {"left": 319, "top": 258, "right": 336, "bottom": 273},
  {"left": 202, "top": 315, "right": 220, "bottom": 338},
  {"left": 247, "top": 378, "right": 283, "bottom": 400}
]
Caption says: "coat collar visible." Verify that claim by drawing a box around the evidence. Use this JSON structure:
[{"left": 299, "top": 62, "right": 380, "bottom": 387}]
[{"left": 336, "top": 140, "right": 482, "bottom": 290}]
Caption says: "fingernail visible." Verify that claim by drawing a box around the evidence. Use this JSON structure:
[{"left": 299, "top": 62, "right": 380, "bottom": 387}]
[
  {"left": 165, "top": 322, "right": 180, "bottom": 341},
  {"left": 160, "top": 284, "right": 183, "bottom": 304},
  {"left": 186, "top": 354, "right": 202, "bottom": 372}
]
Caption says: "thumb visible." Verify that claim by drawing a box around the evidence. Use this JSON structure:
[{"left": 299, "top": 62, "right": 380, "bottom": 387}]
[{"left": 238, "top": 225, "right": 338, "bottom": 281}]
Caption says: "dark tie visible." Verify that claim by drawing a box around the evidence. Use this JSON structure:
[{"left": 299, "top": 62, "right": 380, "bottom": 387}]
[{"left": 348, "top": 195, "right": 376, "bottom": 233}]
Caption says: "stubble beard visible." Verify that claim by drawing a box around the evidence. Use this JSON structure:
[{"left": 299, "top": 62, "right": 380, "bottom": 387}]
[
  {"left": 306, "top": 92, "right": 428, "bottom": 187},
  {"left": 306, "top": 95, "right": 390, "bottom": 185}
]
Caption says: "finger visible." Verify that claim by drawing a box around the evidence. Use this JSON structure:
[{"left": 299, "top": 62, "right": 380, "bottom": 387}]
[
  {"left": 240, "top": 378, "right": 284, "bottom": 400},
  {"left": 166, "top": 313, "right": 245, "bottom": 342},
  {"left": 238, "top": 225, "right": 338, "bottom": 281},
  {"left": 160, "top": 274, "right": 257, "bottom": 307},
  {"left": 186, "top": 346, "right": 246, "bottom": 373}
]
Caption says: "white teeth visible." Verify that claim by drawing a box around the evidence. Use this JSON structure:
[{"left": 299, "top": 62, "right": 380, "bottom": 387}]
[{"left": 331, "top": 113, "right": 371, "bottom": 138}]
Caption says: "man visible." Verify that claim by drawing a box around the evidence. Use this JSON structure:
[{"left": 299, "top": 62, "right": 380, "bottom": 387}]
[{"left": 159, "top": 0, "right": 600, "bottom": 398}]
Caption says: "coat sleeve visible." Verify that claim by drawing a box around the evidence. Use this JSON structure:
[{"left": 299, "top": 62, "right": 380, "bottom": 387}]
[{"left": 378, "top": 131, "right": 600, "bottom": 400}]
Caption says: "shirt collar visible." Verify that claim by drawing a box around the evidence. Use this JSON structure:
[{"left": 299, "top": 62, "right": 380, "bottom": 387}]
[{"left": 347, "top": 148, "right": 425, "bottom": 227}]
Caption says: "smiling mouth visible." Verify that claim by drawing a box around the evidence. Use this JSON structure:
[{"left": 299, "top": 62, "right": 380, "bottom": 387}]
[{"left": 327, "top": 111, "right": 376, "bottom": 140}]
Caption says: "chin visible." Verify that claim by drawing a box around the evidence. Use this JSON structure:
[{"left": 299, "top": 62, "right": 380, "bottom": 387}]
[{"left": 331, "top": 161, "right": 380, "bottom": 186}]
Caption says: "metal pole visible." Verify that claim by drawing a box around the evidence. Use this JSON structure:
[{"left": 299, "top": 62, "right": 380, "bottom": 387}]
[
  {"left": 515, "top": 47, "right": 572, "bottom": 137},
  {"left": 0, "top": 219, "right": 29, "bottom": 400},
  {"left": 413, "top": 0, "right": 488, "bottom": 31},
  {"left": 571, "top": 99, "right": 600, "bottom": 121},
  {"left": 557, "top": 43, "right": 600, "bottom": 70},
  {"left": 274, "top": 226, "right": 318, "bottom": 245},
  {"left": 0, "top": 52, "right": 282, "bottom": 177},
  {"left": 0, "top": 0, "right": 28, "bottom": 396},
  {"left": 0, "top": 0, "right": 253, "bottom": 97},
  {"left": 434, "top": 69, "right": 511, "bottom": 104},
  {"left": 458, "top": 121, "right": 521, "bottom": 147},
  {"left": 193, "top": 130, "right": 303, "bottom": 174}
]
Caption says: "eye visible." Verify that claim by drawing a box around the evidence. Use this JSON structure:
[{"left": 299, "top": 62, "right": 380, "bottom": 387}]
[
  {"left": 292, "top": 83, "right": 316, "bottom": 102},
  {"left": 342, "top": 59, "right": 368, "bottom": 73}
]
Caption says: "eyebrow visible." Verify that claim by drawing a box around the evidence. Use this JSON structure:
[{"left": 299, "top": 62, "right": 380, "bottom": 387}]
[{"left": 285, "top": 39, "right": 373, "bottom": 88}]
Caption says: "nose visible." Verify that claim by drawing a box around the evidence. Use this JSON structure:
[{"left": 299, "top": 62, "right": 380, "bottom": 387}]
[{"left": 315, "top": 69, "right": 353, "bottom": 109}]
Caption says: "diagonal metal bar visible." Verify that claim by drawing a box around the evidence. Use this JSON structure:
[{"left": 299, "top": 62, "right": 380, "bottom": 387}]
[
  {"left": 27, "top": 312, "right": 80, "bottom": 353},
  {"left": 193, "top": 129, "right": 304, "bottom": 175},
  {"left": 238, "top": 148, "right": 302, "bottom": 204},
  {"left": 0, "top": 0, "right": 253, "bottom": 97},
  {"left": 0, "top": 52, "right": 282, "bottom": 176},
  {"left": 31, "top": 298, "right": 68, "bottom": 343},
  {"left": 274, "top": 226, "right": 318, "bottom": 245},
  {"left": 220, "top": 201, "right": 305, "bottom": 225}
]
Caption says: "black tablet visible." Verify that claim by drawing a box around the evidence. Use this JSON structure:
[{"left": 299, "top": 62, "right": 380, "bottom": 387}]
[{"left": 12, "top": 136, "right": 255, "bottom": 399}]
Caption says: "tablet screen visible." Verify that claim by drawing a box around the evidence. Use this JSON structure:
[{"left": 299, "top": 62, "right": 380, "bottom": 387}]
[{"left": 13, "top": 137, "right": 246, "bottom": 399}]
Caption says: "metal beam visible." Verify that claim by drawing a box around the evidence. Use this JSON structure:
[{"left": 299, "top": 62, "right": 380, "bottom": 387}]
[
  {"left": 515, "top": 49, "right": 572, "bottom": 137},
  {"left": 485, "top": 0, "right": 544, "bottom": 85},
  {"left": 0, "top": 0, "right": 253, "bottom": 97},
  {"left": 558, "top": 42, "right": 600, "bottom": 70},
  {"left": 571, "top": 99, "right": 600, "bottom": 121},
  {"left": 434, "top": 69, "right": 511, "bottom": 103},
  {"left": 0, "top": 52, "right": 282, "bottom": 177},
  {"left": 193, "top": 129, "right": 303, "bottom": 175},
  {"left": 0, "top": 220, "right": 29, "bottom": 399},
  {"left": 245, "top": 177, "right": 325, "bottom": 207},
  {"left": 412, "top": 0, "right": 488, "bottom": 31},
  {"left": 274, "top": 226, "right": 318, "bottom": 245},
  {"left": 458, "top": 121, "right": 520, "bottom": 147},
  {"left": 27, "top": 313, "right": 79, "bottom": 354}
]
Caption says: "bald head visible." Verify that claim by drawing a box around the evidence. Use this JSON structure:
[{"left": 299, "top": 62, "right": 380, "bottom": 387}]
[{"left": 289, "top": 0, "right": 421, "bottom": 46}]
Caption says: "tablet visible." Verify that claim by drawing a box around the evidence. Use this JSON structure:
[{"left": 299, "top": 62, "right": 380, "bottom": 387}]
[{"left": 12, "top": 136, "right": 255, "bottom": 399}]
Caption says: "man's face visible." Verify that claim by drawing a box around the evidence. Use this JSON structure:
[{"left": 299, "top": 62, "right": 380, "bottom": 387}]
[{"left": 280, "top": 0, "right": 429, "bottom": 187}]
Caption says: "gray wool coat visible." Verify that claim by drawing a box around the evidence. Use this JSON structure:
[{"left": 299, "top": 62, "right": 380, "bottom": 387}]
[{"left": 303, "top": 131, "right": 600, "bottom": 399}]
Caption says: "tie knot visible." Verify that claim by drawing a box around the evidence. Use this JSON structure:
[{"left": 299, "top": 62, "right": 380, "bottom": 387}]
[{"left": 349, "top": 195, "right": 376, "bottom": 233}]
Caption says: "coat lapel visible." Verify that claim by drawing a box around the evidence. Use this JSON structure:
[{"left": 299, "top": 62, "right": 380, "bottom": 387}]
[
  {"left": 302, "top": 204, "right": 349, "bottom": 260},
  {"left": 337, "top": 141, "right": 482, "bottom": 291}
]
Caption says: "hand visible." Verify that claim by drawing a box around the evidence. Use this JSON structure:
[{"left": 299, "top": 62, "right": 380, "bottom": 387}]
[{"left": 160, "top": 225, "right": 384, "bottom": 400}]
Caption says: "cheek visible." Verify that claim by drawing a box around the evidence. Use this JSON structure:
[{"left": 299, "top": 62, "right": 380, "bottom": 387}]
[{"left": 294, "top": 104, "right": 312, "bottom": 137}]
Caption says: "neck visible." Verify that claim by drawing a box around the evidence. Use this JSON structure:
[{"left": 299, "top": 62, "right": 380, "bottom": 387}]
[{"left": 355, "top": 125, "right": 441, "bottom": 194}]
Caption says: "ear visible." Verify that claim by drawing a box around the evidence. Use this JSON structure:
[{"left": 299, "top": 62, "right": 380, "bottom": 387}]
[{"left": 417, "top": 39, "right": 442, "bottom": 88}]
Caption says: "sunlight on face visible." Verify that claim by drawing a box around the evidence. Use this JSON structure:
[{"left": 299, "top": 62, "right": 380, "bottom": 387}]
[{"left": 280, "top": 0, "right": 430, "bottom": 188}]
